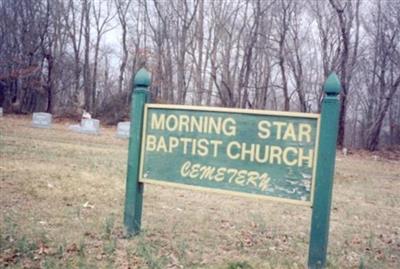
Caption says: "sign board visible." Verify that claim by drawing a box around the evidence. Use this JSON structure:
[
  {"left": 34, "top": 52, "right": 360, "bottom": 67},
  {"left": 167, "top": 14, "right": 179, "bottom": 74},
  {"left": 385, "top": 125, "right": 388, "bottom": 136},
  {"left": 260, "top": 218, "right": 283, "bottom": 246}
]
[{"left": 139, "top": 104, "right": 319, "bottom": 206}]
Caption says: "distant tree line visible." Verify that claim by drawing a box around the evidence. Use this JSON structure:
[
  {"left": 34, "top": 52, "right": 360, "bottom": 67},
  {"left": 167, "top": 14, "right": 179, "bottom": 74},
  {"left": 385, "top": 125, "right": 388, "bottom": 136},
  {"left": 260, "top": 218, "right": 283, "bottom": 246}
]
[{"left": 0, "top": 0, "right": 399, "bottom": 151}]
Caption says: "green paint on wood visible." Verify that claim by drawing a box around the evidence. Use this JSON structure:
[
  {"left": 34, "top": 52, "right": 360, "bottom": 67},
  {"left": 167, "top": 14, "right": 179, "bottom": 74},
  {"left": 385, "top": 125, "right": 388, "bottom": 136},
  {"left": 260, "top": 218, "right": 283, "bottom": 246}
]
[
  {"left": 140, "top": 107, "right": 319, "bottom": 204},
  {"left": 308, "top": 72, "right": 341, "bottom": 268},
  {"left": 123, "top": 70, "right": 340, "bottom": 267},
  {"left": 134, "top": 68, "right": 152, "bottom": 87},
  {"left": 123, "top": 68, "right": 151, "bottom": 235},
  {"left": 323, "top": 73, "right": 341, "bottom": 95}
]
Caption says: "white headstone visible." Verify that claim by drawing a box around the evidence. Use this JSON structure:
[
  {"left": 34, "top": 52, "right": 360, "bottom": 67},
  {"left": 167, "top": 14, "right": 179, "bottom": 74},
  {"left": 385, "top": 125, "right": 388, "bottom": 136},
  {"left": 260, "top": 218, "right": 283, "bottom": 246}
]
[
  {"left": 79, "top": 118, "right": 100, "bottom": 135},
  {"left": 32, "top": 112, "right": 52, "bottom": 128},
  {"left": 116, "top": 121, "right": 130, "bottom": 139},
  {"left": 0, "top": 107, "right": 3, "bottom": 117}
]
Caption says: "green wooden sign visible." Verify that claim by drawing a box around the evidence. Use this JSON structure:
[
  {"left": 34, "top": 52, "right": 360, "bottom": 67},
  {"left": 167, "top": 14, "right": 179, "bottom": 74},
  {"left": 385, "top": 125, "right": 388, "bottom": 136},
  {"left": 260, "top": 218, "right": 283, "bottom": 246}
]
[
  {"left": 124, "top": 68, "right": 341, "bottom": 269},
  {"left": 139, "top": 105, "right": 319, "bottom": 206}
]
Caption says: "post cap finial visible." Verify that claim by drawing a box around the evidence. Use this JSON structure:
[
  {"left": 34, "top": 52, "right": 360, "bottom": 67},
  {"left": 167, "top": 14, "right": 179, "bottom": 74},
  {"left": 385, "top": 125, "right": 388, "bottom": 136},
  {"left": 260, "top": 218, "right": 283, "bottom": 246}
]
[
  {"left": 134, "top": 68, "right": 151, "bottom": 87},
  {"left": 323, "top": 73, "right": 341, "bottom": 95}
]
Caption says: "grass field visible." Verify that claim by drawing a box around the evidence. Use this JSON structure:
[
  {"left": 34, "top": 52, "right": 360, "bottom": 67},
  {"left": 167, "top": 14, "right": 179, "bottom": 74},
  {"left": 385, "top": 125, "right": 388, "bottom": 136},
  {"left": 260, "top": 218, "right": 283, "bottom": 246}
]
[{"left": 1, "top": 115, "right": 399, "bottom": 269}]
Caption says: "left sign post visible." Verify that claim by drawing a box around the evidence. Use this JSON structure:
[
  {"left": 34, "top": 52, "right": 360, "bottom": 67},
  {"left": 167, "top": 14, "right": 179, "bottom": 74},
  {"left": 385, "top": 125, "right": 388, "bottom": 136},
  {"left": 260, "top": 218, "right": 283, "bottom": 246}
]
[{"left": 124, "top": 68, "right": 151, "bottom": 235}]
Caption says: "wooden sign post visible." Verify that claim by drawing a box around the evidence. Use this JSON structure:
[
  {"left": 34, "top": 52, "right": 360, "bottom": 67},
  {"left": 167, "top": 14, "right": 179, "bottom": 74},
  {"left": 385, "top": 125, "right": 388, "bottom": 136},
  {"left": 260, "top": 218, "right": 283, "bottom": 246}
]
[
  {"left": 308, "top": 74, "right": 341, "bottom": 268},
  {"left": 124, "top": 68, "right": 341, "bottom": 268},
  {"left": 123, "top": 68, "right": 150, "bottom": 235}
]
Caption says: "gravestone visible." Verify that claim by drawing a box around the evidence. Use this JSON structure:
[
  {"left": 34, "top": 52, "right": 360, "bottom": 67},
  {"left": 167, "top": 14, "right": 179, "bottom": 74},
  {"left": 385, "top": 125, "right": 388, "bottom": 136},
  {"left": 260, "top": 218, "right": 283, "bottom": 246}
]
[
  {"left": 116, "top": 121, "right": 130, "bottom": 139},
  {"left": 68, "top": 118, "right": 100, "bottom": 135},
  {"left": 79, "top": 118, "right": 100, "bottom": 135},
  {"left": 0, "top": 107, "right": 3, "bottom": 117},
  {"left": 32, "top": 112, "right": 52, "bottom": 128}
]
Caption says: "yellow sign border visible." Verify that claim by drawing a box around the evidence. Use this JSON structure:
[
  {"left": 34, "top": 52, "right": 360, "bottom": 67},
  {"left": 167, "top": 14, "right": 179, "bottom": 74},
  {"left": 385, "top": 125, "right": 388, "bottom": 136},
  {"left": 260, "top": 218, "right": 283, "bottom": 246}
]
[{"left": 139, "top": 104, "right": 320, "bottom": 207}]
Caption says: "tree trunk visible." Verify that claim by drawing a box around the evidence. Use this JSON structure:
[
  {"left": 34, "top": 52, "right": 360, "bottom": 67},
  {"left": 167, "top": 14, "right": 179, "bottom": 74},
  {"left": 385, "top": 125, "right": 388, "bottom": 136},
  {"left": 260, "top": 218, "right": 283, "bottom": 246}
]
[{"left": 83, "top": 0, "right": 91, "bottom": 112}]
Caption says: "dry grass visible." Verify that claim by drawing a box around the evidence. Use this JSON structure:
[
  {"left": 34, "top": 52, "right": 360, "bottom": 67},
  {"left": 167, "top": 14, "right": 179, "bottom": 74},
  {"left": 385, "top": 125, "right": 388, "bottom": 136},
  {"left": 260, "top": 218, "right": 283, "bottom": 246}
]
[{"left": 0, "top": 115, "right": 399, "bottom": 269}]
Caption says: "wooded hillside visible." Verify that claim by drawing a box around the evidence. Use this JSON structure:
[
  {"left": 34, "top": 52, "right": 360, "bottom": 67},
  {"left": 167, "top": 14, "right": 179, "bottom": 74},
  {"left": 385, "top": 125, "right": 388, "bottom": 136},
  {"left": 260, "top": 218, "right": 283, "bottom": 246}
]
[{"left": 0, "top": 0, "right": 399, "bottom": 150}]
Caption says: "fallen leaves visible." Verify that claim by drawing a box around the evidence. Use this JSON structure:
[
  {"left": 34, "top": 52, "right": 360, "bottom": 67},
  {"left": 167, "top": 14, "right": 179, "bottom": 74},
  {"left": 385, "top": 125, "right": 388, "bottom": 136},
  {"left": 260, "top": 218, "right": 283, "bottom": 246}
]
[
  {"left": 83, "top": 201, "right": 95, "bottom": 209},
  {"left": 66, "top": 243, "right": 78, "bottom": 253},
  {"left": 1, "top": 248, "right": 19, "bottom": 266},
  {"left": 37, "top": 241, "right": 50, "bottom": 255}
]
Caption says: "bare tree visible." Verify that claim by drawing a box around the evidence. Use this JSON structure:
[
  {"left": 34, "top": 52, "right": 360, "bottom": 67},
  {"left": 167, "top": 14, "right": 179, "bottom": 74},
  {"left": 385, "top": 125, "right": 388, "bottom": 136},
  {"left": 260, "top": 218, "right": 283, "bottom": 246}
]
[
  {"left": 275, "top": 0, "right": 294, "bottom": 111},
  {"left": 287, "top": 2, "right": 307, "bottom": 112},
  {"left": 115, "top": 0, "right": 132, "bottom": 94},
  {"left": 1, "top": 0, "right": 398, "bottom": 151},
  {"left": 62, "top": 0, "right": 85, "bottom": 111},
  {"left": 329, "top": 0, "right": 361, "bottom": 147},
  {"left": 171, "top": 0, "right": 199, "bottom": 104},
  {"left": 363, "top": 0, "right": 400, "bottom": 150},
  {"left": 91, "top": 0, "right": 115, "bottom": 116},
  {"left": 82, "top": 0, "right": 92, "bottom": 112}
]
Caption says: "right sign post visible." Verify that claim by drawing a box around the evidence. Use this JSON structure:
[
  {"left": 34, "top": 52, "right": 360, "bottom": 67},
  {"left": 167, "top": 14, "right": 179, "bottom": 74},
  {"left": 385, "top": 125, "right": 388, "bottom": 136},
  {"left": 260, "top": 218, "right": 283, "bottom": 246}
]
[{"left": 308, "top": 73, "right": 341, "bottom": 268}]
